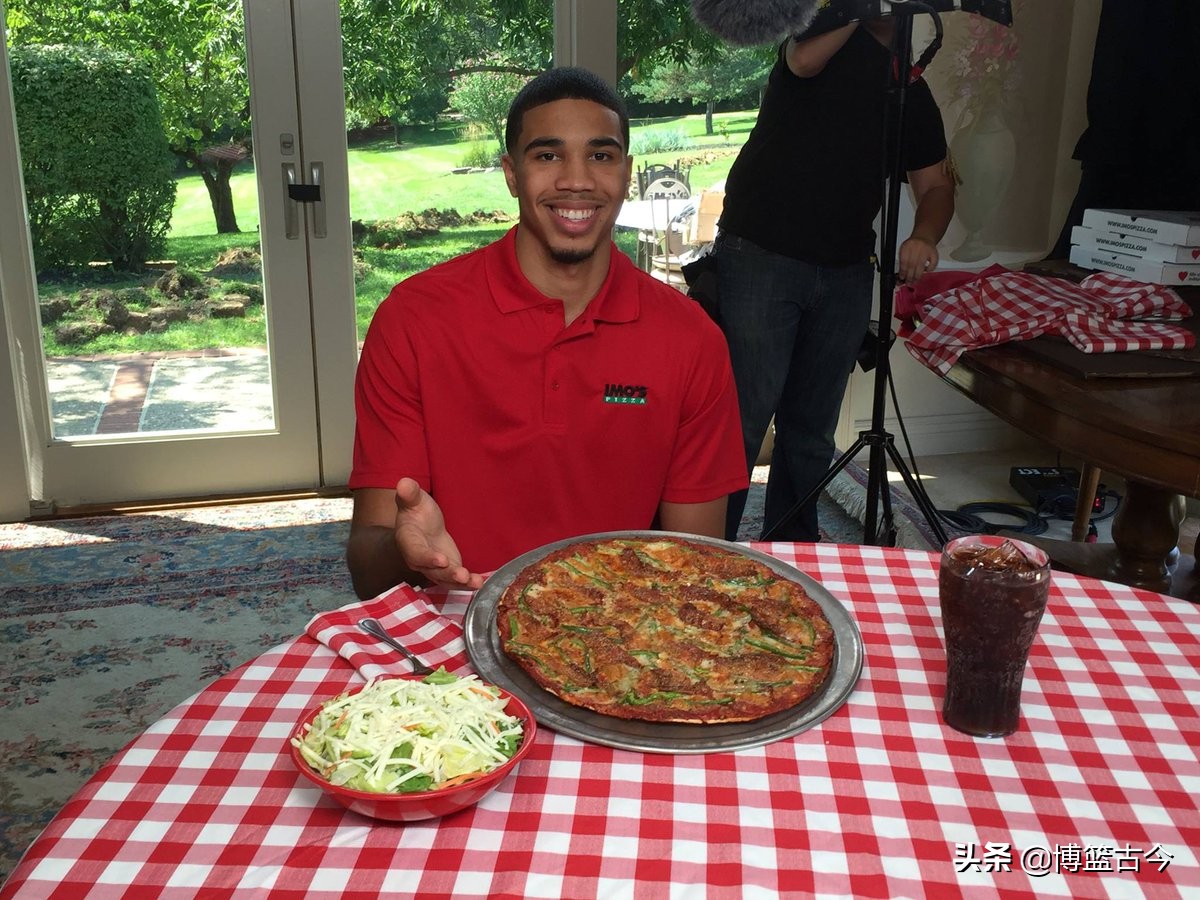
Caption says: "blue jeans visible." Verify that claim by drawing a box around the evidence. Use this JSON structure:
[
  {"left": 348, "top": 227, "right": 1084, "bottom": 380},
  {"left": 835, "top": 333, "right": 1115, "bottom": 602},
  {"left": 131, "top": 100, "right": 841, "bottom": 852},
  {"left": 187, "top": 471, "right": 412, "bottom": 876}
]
[{"left": 715, "top": 232, "right": 874, "bottom": 541}]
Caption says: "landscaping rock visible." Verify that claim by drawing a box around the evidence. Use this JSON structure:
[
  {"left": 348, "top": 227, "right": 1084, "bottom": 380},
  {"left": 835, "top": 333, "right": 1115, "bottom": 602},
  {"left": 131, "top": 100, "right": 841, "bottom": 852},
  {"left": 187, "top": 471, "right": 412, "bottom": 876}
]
[
  {"left": 124, "top": 310, "right": 153, "bottom": 332},
  {"left": 208, "top": 248, "right": 262, "bottom": 277},
  {"left": 221, "top": 281, "right": 263, "bottom": 305},
  {"left": 210, "top": 297, "right": 248, "bottom": 318},
  {"left": 351, "top": 207, "right": 516, "bottom": 249},
  {"left": 155, "top": 267, "right": 206, "bottom": 300},
  {"left": 54, "top": 321, "right": 114, "bottom": 345},
  {"left": 91, "top": 290, "right": 133, "bottom": 329},
  {"left": 148, "top": 306, "right": 189, "bottom": 324},
  {"left": 39, "top": 296, "right": 73, "bottom": 325},
  {"left": 100, "top": 298, "right": 130, "bottom": 329}
]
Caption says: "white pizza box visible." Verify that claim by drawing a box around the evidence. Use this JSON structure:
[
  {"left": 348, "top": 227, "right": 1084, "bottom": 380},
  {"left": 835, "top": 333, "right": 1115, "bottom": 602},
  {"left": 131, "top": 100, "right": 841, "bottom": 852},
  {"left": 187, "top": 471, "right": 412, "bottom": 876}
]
[
  {"left": 1080, "top": 209, "right": 1200, "bottom": 247},
  {"left": 1070, "top": 245, "right": 1200, "bottom": 286},
  {"left": 1071, "top": 225, "right": 1200, "bottom": 264}
]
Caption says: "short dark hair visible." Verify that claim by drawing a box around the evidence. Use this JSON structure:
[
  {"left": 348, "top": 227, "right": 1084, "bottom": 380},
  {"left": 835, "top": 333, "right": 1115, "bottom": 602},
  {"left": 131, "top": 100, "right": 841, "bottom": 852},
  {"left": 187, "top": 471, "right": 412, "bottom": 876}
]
[{"left": 505, "top": 66, "right": 630, "bottom": 157}]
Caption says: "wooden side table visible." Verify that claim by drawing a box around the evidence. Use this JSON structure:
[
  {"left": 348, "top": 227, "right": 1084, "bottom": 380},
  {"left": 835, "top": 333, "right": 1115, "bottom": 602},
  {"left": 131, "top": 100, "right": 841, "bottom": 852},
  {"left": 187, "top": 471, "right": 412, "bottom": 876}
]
[{"left": 941, "top": 320, "right": 1200, "bottom": 602}]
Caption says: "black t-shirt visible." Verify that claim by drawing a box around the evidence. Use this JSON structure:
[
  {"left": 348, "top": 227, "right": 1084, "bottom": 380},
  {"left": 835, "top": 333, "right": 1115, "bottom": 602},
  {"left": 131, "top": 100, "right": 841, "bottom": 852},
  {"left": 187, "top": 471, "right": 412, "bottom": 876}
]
[{"left": 719, "top": 28, "right": 947, "bottom": 266}]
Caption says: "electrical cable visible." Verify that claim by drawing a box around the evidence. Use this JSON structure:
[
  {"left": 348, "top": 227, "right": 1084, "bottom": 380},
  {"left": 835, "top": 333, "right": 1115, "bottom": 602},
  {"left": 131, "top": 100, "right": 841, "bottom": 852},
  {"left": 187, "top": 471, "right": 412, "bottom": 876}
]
[
  {"left": 946, "top": 502, "right": 1048, "bottom": 535},
  {"left": 885, "top": 365, "right": 1125, "bottom": 537},
  {"left": 887, "top": 366, "right": 992, "bottom": 536}
]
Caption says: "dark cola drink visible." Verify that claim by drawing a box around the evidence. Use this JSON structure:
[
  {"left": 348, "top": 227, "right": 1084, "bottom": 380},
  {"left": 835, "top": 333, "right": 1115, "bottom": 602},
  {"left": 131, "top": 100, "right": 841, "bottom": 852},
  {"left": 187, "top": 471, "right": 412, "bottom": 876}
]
[{"left": 939, "top": 536, "right": 1051, "bottom": 738}]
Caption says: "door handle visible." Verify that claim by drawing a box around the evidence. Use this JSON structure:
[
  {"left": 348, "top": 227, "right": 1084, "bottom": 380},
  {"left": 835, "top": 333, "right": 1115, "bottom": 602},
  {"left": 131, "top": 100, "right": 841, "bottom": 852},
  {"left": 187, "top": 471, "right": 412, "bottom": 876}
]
[
  {"left": 282, "top": 163, "right": 300, "bottom": 240},
  {"left": 308, "top": 161, "right": 326, "bottom": 239},
  {"left": 281, "top": 162, "right": 325, "bottom": 240}
]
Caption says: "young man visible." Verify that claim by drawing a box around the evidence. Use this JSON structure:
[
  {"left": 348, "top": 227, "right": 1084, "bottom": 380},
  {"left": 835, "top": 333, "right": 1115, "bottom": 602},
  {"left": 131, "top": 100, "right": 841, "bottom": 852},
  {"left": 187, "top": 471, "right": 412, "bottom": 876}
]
[
  {"left": 715, "top": 18, "right": 955, "bottom": 542},
  {"left": 346, "top": 67, "right": 747, "bottom": 599}
]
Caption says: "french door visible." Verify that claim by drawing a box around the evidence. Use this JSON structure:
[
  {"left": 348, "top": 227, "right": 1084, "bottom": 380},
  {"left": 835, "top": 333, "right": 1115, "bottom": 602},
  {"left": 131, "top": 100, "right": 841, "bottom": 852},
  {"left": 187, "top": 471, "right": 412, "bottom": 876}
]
[{"left": 0, "top": 0, "right": 358, "bottom": 515}]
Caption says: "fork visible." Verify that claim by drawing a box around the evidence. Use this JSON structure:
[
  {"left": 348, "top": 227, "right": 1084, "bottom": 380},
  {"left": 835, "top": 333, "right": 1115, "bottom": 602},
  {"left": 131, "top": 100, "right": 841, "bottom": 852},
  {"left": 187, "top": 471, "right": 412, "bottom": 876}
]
[{"left": 356, "top": 617, "right": 435, "bottom": 676}]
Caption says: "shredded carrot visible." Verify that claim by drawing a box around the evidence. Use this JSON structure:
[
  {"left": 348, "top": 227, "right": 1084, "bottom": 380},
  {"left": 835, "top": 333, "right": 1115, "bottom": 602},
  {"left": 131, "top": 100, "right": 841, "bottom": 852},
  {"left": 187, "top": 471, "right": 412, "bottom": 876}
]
[{"left": 436, "top": 772, "right": 485, "bottom": 790}]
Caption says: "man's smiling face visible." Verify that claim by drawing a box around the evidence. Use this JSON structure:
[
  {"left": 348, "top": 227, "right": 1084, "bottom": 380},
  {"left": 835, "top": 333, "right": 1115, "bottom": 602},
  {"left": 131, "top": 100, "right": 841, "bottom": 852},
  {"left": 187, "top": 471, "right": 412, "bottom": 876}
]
[{"left": 502, "top": 98, "right": 633, "bottom": 267}]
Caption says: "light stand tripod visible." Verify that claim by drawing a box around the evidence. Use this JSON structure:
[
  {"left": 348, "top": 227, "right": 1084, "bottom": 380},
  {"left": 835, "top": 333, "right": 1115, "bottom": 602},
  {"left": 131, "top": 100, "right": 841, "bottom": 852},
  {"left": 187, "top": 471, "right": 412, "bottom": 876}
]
[{"left": 762, "top": 4, "right": 950, "bottom": 547}]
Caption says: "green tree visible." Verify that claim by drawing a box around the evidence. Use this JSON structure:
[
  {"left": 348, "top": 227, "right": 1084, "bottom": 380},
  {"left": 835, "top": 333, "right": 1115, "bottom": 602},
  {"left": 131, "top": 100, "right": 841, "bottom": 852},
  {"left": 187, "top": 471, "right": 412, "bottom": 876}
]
[
  {"left": 339, "top": 0, "right": 724, "bottom": 139},
  {"left": 631, "top": 46, "right": 771, "bottom": 134},
  {"left": 340, "top": 0, "right": 547, "bottom": 141},
  {"left": 450, "top": 68, "right": 528, "bottom": 156},
  {"left": 5, "top": 0, "right": 730, "bottom": 233},
  {"left": 6, "top": 0, "right": 249, "bottom": 234}
]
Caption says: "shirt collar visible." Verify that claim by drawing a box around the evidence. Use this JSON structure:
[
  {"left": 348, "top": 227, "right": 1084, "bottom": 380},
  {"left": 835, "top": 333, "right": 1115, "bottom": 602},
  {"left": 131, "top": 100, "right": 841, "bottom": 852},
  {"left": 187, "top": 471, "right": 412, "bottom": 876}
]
[{"left": 485, "top": 225, "right": 640, "bottom": 324}]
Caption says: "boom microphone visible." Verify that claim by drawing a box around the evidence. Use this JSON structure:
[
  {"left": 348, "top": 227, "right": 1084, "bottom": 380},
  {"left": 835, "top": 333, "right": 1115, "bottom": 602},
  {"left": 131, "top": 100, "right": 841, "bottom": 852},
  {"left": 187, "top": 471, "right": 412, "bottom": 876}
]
[{"left": 690, "top": 0, "right": 822, "bottom": 47}]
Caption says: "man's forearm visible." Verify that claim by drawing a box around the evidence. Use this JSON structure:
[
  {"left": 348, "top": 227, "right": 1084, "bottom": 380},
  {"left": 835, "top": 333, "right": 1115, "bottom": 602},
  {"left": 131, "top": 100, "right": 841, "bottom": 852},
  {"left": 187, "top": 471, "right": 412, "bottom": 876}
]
[
  {"left": 911, "top": 184, "right": 955, "bottom": 246},
  {"left": 786, "top": 23, "right": 857, "bottom": 77}
]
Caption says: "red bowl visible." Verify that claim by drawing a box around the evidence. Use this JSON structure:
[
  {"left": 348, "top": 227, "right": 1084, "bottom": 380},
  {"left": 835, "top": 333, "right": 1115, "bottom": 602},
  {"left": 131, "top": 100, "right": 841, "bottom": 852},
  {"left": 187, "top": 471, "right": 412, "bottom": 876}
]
[{"left": 288, "top": 675, "right": 536, "bottom": 822}]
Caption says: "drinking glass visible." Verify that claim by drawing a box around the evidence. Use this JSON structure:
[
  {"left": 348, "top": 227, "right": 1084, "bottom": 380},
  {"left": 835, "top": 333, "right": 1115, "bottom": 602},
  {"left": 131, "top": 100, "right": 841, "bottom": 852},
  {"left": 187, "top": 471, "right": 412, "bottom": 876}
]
[{"left": 939, "top": 535, "right": 1051, "bottom": 737}]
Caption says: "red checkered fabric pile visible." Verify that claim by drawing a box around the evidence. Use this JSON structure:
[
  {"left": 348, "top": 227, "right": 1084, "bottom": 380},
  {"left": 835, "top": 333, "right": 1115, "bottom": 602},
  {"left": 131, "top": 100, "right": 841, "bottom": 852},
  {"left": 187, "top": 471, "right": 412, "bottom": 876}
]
[{"left": 902, "top": 267, "right": 1195, "bottom": 374}]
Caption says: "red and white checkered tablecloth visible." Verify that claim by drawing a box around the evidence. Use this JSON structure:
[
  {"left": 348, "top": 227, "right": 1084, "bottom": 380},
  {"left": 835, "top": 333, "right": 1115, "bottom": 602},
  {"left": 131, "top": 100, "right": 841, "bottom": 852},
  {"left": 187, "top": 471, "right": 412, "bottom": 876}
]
[
  {"left": 905, "top": 269, "right": 1195, "bottom": 375},
  {"left": 3, "top": 544, "right": 1198, "bottom": 899}
]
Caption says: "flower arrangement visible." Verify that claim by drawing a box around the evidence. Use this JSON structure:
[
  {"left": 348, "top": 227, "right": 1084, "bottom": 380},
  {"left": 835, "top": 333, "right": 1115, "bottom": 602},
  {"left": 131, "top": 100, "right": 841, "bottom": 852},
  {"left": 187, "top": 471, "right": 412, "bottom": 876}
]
[{"left": 947, "top": 5, "right": 1023, "bottom": 131}]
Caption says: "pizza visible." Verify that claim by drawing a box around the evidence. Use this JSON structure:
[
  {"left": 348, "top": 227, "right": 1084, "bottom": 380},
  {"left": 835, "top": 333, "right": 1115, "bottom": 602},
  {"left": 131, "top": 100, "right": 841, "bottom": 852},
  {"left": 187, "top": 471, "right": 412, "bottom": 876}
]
[{"left": 496, "top": 536, "right": 835, "bottom": 723}]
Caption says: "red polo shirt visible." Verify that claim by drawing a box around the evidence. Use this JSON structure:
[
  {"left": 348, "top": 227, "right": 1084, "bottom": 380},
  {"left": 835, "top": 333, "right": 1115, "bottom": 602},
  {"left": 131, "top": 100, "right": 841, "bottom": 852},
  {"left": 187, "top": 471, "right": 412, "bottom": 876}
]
[{"left": 350, "top": 227, "right": 747, "bottom": 573}]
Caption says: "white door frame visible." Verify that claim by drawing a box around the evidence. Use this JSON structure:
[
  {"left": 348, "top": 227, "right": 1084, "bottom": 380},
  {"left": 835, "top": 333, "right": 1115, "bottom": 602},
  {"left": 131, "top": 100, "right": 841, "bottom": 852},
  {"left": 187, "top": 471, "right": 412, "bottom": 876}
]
[
  {"left": 0, "top": 0, "right": 358, "bottom": 517},
  {"left": 0, "top": 6, "right": 40, "bottom": 521}
]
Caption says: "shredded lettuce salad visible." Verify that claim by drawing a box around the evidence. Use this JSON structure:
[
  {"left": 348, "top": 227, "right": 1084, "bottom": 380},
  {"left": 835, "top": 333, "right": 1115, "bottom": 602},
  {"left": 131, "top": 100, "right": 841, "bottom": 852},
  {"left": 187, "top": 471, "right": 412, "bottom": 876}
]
[{"left": 291, "top": 669, "right": 525, "bottom": 793}]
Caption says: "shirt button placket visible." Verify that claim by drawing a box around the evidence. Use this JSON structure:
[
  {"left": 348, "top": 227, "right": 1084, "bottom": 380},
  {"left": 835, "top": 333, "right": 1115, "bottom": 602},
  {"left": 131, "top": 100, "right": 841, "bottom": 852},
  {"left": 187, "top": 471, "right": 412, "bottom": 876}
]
[{"left": 545, "top": 344, "right": 565, "bottom": 425}]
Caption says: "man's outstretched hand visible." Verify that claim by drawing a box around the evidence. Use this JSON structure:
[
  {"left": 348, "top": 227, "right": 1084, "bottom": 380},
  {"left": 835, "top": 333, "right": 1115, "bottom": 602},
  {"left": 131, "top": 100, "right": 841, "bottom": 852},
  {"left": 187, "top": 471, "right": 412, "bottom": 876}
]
[{"left": 393, "top": 478, "right": 485, "bottom": 589}]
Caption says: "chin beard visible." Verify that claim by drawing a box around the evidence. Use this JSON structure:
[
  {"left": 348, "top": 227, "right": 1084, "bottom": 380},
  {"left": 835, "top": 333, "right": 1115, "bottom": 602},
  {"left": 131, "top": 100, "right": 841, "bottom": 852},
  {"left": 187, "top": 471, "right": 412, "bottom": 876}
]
[{"left": 549, "top": 245, "right": 596, "bottom": 265}]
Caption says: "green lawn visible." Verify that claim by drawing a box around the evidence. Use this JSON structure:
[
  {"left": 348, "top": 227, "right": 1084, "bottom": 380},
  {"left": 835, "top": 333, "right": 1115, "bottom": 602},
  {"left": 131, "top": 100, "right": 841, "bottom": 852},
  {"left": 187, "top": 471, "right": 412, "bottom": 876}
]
[
  {"left": 46, "top": 109, "right": 755, "bottom": 354},
  {"left": 170, "top": 110, "right": 756, "bottom": 238}
]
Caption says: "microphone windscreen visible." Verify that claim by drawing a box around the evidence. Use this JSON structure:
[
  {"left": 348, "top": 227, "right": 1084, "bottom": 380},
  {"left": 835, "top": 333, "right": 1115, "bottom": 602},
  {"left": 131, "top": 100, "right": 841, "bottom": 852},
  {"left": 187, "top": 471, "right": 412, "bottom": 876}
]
[{"left": 691, "top": 0, "right": 822, "bottom": 46}]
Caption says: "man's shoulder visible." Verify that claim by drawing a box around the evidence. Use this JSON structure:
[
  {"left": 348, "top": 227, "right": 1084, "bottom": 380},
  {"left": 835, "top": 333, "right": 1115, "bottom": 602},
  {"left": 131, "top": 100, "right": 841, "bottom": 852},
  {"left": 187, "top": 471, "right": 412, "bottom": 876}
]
[
  {"left": 629, "top": 269, "right": 726, "bottom": 349},
  {"left": 375, "top": 239, "right": 496, "bottom": 313},
  {"left": 634, "top": 270, "right": 713, "bottom": 321}
]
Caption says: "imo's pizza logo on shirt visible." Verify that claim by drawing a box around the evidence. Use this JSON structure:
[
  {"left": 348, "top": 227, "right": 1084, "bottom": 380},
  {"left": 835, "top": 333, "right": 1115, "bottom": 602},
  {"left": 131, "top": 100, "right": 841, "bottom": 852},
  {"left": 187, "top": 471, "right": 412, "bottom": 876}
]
[{"left": 603, "top": 383, "right": 648, "bottom": 405}]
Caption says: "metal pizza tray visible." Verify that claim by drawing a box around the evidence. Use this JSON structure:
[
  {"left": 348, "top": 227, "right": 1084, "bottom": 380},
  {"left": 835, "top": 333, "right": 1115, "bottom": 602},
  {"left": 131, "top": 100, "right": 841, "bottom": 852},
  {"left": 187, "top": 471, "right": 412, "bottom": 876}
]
[{"left": 463, "top": 530, "right": 864, "bottom": 754}]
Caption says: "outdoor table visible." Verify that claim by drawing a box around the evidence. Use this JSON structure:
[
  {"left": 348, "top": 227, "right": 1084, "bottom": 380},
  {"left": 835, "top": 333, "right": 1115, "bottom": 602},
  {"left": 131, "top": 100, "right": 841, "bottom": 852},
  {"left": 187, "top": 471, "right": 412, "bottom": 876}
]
[
  {"left": 2, "top": 543, "right": 1197, "bottom": 898},
  {"left": 613, "top": 196, "right": 694, "bottom": 233}
]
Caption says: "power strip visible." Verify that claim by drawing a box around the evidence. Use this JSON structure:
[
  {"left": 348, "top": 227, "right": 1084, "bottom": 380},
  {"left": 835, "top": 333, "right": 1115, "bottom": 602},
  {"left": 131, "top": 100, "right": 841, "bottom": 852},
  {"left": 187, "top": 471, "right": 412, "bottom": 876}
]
[{"left": 1009, "top": 466, "right": 1083, "bottom": 511}]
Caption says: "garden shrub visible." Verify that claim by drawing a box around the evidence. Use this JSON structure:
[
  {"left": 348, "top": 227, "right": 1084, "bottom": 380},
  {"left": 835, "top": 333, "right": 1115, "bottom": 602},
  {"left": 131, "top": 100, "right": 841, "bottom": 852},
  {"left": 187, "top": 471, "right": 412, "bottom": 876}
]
[
  {"left": 630, "top": 127, "right": 691, "bottom": 155},
  {"left": 459, "top": 142, "right": 498, "bottom": 169},
  {"left": 10, "top": 44, "right": 177, "bottom": 272}
]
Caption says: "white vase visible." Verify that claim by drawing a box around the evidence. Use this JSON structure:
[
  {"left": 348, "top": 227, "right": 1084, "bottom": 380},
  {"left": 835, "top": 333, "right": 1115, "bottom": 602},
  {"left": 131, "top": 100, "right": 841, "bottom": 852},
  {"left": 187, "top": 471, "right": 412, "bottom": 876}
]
[{"left": 949, "top": 107, "right": 1017, "bottom": 263}]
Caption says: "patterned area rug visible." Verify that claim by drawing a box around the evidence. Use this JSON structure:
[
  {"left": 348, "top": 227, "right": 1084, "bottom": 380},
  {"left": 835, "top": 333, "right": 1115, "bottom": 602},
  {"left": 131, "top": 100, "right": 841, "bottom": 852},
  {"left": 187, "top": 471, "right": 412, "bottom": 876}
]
[
  {"left": 0, "top": 497, "right": 357, "bottom": 883},
  {"left": 739, "top": 461, "right": 942, "bottom": 549},
  {"left": 0, "top": 465, "right": 934, "bottom": 882}
]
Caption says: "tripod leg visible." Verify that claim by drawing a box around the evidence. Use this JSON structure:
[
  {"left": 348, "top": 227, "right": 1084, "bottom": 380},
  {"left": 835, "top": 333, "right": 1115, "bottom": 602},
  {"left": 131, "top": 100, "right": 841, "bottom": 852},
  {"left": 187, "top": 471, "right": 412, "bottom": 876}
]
[
  {"left": 883, "top": 439, "right": 950, "bottom": 546},
  {"left": 760, "top": 436, "right": 868, "bottom": 541},
  {"left": 864, "top": 439, "right": 887, "bottom": 545},
  {"left": 878, "top": 453, "right": 899, "bottom": 547}
]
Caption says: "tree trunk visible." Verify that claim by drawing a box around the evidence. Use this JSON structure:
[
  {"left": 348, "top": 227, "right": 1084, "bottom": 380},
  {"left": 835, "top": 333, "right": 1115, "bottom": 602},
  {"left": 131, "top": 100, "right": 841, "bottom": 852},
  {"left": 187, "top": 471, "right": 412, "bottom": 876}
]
[
  {"left": 188, "top": 150, "right": 242, "bottom": 234},
  {"left": 705, "top": 99, "right": 715, "bottom": 136}
]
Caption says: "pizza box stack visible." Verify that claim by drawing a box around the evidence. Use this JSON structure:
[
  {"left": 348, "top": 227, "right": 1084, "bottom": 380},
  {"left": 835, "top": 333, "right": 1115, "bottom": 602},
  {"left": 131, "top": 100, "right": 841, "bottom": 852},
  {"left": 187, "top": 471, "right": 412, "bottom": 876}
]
[{"left": 1069, "top": 209, "right": 1200, "bottom": 286}]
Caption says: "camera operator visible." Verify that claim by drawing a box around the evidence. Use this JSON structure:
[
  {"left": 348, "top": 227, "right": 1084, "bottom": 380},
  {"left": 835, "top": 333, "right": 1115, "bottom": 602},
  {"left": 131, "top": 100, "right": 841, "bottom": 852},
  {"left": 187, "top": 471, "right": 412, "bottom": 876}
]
[{"left": 713, "top": 17, "right": 955, "bottom": 542}]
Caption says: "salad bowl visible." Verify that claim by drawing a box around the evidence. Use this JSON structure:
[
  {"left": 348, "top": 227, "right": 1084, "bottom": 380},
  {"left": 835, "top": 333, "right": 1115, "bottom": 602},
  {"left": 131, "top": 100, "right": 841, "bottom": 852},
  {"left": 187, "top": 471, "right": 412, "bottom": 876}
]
[{"left": 288, "top": 672, "right": 537, "bottom": 822}]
